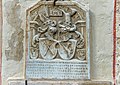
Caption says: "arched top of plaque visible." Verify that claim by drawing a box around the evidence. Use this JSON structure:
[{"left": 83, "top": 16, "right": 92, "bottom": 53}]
[{"left": 27, "top": 0, "right": 89, "bottom": 13}]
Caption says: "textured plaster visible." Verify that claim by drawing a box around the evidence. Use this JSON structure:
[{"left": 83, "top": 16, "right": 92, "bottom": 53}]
[
  {"left": 0, "top": 0, "right": 2, "bottom": 85},
  {"left": 116, "top": 0, "right": 120, "bottom": 85},
  {"left": 78, "top": 0, "right": 113, "bottom": 81},
  {"left": 4, "top": 0, "right": 24, "bottom": 61},
  {"left": 2, "top": 0, "right": 114, "bottom": 85}
]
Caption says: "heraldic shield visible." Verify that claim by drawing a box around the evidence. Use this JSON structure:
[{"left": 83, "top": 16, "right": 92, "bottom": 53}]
[
  {"left": 58, "top": 39, "right": 77, "bottom": 60},
  {"left": 39, "top": 38, "right": 77, "bottom": 60},
  {"left": 39, "top": 38, "right": 57, "bottom": 60}
]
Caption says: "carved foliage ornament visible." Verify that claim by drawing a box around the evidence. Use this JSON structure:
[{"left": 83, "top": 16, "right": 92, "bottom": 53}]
[{"left": 27, "top": 1, "right": 89, "bottom": 61}]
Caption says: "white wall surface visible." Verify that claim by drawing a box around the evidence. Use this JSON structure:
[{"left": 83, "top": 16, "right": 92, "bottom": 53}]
[{"left": 2, "top": 0, "right": 114, "bottom": 85}]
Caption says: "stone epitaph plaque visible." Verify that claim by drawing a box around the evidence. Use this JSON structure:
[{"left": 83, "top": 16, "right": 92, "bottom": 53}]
[{"left": 26, "top": 0, "right": 90, "bottom": 80}]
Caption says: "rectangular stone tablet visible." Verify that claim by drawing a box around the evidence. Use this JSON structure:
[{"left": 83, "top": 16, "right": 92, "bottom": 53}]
[{"left": 26, "top": 1, "right": 90, "bottom": 80}]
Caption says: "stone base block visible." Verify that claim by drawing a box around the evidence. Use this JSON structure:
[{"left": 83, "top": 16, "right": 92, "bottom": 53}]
[{"left": 8, "top": 80, "right": 112, "bottom": 85}]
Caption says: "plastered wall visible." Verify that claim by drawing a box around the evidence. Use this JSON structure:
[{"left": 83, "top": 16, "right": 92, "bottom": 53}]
[
  {"left": 2, "top": 0, "right": 114, "bottom": 85},
  {"left": 116, "top": 0, "right": 120, "bottom": 85}
]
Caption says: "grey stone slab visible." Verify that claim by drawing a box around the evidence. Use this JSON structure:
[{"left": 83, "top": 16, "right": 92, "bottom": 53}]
[
  {"left": 8, "top": 80, "right": 112, "bottom": 85},
  {"left": 27, "top": 81, "right": 112, "bottom": 85},
  {"left": 8, "top": 80, "right": 25, "bottom": 85},
  {"left": 26, "top": 0, "right": 90, "bottom": 80}
]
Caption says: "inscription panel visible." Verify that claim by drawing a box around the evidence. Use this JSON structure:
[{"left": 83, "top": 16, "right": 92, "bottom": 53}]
[
  {"left": 26, "top": 60, "right": 88, "bottom": 79},
  {"left": 26, "top": 1, "right": 90, "bottom": 79}
]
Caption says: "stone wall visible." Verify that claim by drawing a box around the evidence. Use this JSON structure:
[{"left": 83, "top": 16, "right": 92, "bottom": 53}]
[{"left": 1, "top": 0, "right": 114, "bottom": 85}]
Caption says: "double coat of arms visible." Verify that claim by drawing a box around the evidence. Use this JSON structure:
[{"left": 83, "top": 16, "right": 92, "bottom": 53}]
[
  {"left": 27, "top": 1, "right": 89, "bottom": 61},
  {"left": 26, "top": 0, "right": 90, "bottom": 79}
]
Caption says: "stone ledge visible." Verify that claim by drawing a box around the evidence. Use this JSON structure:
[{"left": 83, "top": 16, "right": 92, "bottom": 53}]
[{"left": 8, "top": 80, "right": 112, "bottom": 85}]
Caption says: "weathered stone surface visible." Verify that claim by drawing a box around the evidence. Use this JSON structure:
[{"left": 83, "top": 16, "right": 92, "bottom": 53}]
[
  {"left": 4, "top": 0, "right": 24, "bottom": 61},
  {"left": 26, "top": 0, "right": 90, "bottom": 80},
  {"left": 8, "top": 80, "right": 112, "bottom": 85},
  {"left": 8, "top": 80, "right": 25, "bottom": 85}
]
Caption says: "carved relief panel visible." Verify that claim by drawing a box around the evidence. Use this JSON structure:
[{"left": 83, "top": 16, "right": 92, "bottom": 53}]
[{"left": 26, "top": 0, "right": 90, "bottom": 79}]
